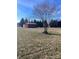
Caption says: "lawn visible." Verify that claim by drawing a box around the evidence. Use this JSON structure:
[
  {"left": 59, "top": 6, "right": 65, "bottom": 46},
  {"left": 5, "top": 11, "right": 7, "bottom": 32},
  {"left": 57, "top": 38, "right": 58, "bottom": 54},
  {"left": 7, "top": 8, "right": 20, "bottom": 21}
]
[{"left": 17, "top": 27, "right": 61, "bottom": 59}]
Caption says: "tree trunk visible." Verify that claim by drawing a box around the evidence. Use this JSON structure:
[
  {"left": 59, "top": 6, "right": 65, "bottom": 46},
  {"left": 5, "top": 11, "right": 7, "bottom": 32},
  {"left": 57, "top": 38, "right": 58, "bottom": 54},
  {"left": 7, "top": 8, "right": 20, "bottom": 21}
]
[
  {"left": 43, "top": 27, "right": 48, "bottom": 34},
  {"left": 43, "top": 20, "right": 48, "bottom": 34}
]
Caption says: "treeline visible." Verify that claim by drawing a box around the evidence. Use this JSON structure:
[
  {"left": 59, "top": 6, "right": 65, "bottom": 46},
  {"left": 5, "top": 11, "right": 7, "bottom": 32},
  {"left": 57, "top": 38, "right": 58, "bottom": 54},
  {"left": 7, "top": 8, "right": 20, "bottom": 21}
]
[
  {"left": 49, "top": 20, "right": 61, "bottom": 27},
  {"left": 18, "top": 18, "right": 61, "bottom": 27}
]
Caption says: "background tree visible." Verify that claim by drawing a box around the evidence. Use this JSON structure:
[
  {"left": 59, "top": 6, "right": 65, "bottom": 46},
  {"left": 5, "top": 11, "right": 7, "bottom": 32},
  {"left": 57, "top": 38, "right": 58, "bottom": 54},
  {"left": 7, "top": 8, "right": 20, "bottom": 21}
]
[
  {"left": 58, "top": 21, "right": 61, "bottom": 27},
  {"left": 36, "top": 21, "right": 43, "bottom": 27},
  {"left": 49, "top": 19, "right": 54, "bottom": 27},
  {"left": 33, "top": 1, "right": 55, "bottom": 34},
  {"left": 34, "top": 19, "right": 37, "bottom": 23},
  {"left": 19, "top": 18, "right": 25, "bottom": 27},
  {"left": 49, "top": 20, "right": 61, "bottom": 27},
  {"left": 39, "top": 21, "right": 43, "bottom": 27},
  {"left": 25, "top": 18, "right": 28, "bottom": 23}
]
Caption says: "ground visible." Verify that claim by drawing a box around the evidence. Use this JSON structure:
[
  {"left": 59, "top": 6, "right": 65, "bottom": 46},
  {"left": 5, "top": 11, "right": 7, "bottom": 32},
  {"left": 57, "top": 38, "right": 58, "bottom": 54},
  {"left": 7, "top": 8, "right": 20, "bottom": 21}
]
[{"left": 17, "top": 27, "right": 61, "bottom": 59}]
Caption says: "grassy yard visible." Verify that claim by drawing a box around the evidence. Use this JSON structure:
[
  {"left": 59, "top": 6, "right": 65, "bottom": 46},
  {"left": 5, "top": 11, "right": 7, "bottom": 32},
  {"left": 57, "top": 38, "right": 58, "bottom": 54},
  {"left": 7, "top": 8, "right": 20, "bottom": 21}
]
[{"left": 17, "top": 27, "right": 61, "bottom": 59}]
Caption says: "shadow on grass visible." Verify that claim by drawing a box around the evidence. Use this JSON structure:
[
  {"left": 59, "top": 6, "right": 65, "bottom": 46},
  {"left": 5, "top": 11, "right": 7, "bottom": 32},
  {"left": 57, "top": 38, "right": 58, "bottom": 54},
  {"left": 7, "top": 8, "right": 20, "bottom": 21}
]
[{"left": 42, "top": 32, "right": 61, "bottom": 36}]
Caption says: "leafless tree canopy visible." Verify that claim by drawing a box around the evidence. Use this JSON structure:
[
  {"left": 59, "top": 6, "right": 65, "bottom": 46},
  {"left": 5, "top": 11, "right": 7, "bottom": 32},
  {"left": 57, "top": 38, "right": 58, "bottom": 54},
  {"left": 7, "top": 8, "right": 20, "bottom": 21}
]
[
  {"left": 33, "top": 1, "right": 56, "bottom": 21},
  {"left": 33, "top": 1, "right": 56, "bottom": 33}
]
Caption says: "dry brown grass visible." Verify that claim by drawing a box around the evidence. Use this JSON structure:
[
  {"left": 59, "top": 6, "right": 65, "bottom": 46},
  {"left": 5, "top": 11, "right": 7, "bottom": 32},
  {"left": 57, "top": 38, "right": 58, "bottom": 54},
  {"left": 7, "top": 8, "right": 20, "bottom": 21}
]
[{"left": 17, "top": 27, "right": 61, "bottom": 59}]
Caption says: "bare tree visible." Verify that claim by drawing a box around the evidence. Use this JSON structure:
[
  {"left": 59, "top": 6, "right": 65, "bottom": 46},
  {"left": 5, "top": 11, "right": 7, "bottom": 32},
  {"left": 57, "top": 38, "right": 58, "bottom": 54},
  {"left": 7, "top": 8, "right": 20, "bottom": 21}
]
[{"left": 33, "top": 1, "right": 55, "bottom": 34}]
